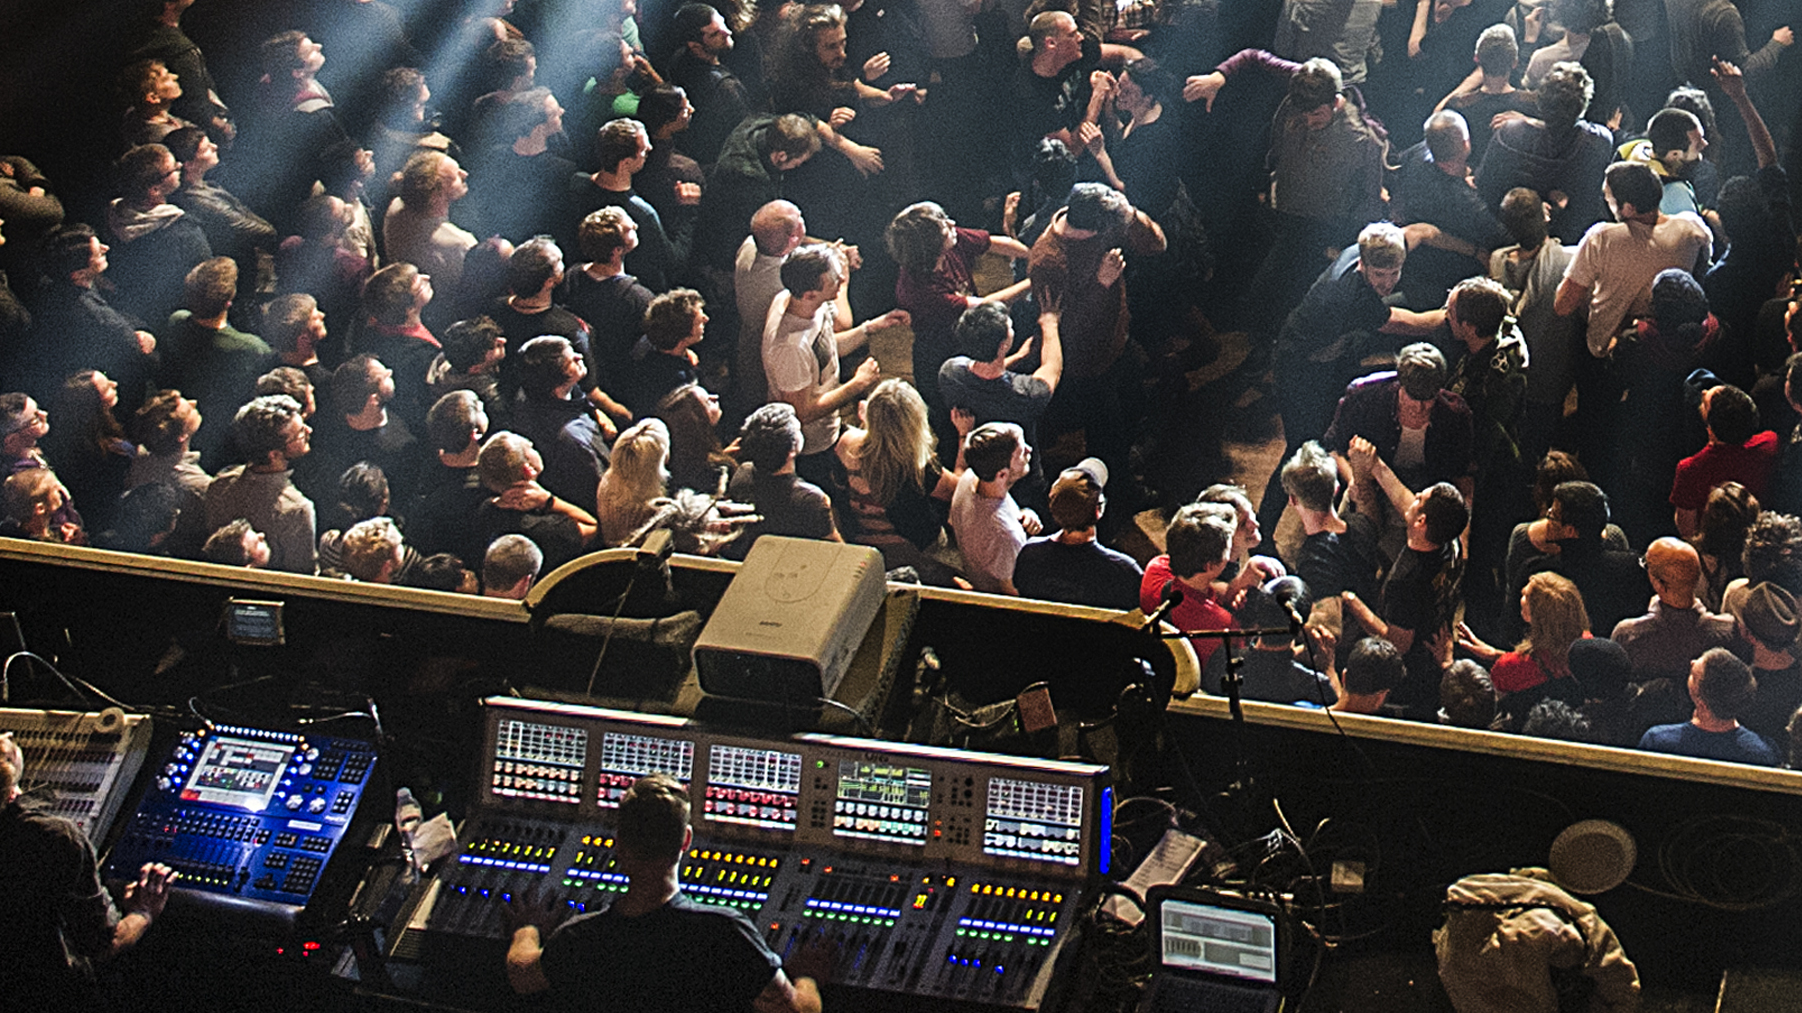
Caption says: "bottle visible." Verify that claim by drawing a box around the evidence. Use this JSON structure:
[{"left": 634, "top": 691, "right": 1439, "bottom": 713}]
[{"left": 395, "top": 787, "right": 423, "bottom": 871}]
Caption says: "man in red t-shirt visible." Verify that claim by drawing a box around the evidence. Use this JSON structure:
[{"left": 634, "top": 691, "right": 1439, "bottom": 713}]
[
  {"left": 1141, "top": 502, "right": 1236, "bottom": 668},
  {"left": 1670, "top": 383, "right": 1777, "bottom": 537}
]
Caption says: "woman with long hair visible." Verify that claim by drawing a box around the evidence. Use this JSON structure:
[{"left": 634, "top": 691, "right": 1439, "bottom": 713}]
[
  {"left": 596, "top": 418, "right": 671, "bottom": 545},
  {"left": 1460, "top": 571, "right": 1591, "bottom": 724},
  {"left": 43, "top": 370, "right": 136, "bottom": 533},
  {"left": 886, "top": 201, "right": 1030, "bottom": 452},
  {"left": 653, "top": 383, "right": 732, "bottom": 495},
  {"left": 834, "top": 378, "right": 964, "bottom": 583},
  {"left": 1693, "top": 482, "right": 1759, "bottom": 611}
]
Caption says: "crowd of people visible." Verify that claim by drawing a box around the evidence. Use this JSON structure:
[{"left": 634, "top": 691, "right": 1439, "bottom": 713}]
[{"left": 0, "top": 0, "right": 1799, "bottom": 765}]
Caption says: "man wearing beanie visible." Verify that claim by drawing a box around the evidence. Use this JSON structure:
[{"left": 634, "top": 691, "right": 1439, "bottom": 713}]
[
  {"left": 1013, "top": 459, "right": 1141, "bottom": 609},
  {"left": 1734, "top": 582, "right": 1802, "bottom": 745},
  {"left": 1611, "top": 537, "right": 1737, "bottom": 684},
  {"left": 1567, "top": 638, "right": 1638, "bottom": 746}
]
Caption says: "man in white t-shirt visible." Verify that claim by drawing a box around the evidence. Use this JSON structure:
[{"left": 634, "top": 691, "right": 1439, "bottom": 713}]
[
  {"left": 1554, "top": 161, "right": 1712, "bottom": 357},
  {"left": 762, "top": 243, "right": 907, "bottom": 484},
  {"left": 949, "top": 421, "right": 1042, "bottom": 594}
]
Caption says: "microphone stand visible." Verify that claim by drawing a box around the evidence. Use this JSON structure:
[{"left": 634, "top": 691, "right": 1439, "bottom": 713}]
[{"left": 1168, "top": 623, "right": 1293, "bottom": 800}]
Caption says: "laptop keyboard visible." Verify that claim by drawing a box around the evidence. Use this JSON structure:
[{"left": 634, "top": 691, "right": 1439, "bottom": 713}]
[{"left": 1152, "top": 974, "right": 1276, "bottom": 1013}]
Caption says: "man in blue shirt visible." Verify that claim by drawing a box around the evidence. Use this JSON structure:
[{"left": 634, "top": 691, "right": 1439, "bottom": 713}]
[{"left": 1638, "top": 647, "right": 1782, "bottom": 766}]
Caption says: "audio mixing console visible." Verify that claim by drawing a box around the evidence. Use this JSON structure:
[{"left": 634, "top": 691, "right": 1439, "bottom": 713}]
[
  {"left": 0, "top": 706, "right": 152, "bottom": 843},
  {"left": 389, "top": 698, "right": 1111, "bottom": 1009},
  {"left": 103, "top": 723, "right": 379, "bottom": 933}
]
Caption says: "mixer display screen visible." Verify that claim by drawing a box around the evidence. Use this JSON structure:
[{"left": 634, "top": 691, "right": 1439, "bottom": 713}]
[
  {"left": 704, "top": 745, "right": 803, "bottom": 830},
  {"left": 834, "top": 761, "right": 930, "bottom": 845},
  {"left": 181, "top": 736, "right": 294, "bottom": 811},
  {"left": 491, "top": 720, "right": 587, "bottom": 804},
  {"left": 597, "top": 732, "right": 694, "bottom": 807},
  {"left": 984, "top": 778, "right": 1084, "bottom": 866}
]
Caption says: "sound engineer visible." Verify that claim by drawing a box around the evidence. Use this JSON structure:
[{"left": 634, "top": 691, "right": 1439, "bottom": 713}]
[
  {"left": 505, "top": 772, "right": 825, "bottom": 1012},
  {"left": 0, "top": 730, "right": 177, "bottom": 1009}
]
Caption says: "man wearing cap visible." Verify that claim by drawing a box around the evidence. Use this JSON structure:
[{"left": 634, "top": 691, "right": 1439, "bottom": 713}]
[
  {"left": 949, "top": 422, "right": 1040, "bottom": 594},
  {"left": 1013, "top": 458, "right": 1141, "bottom": 609},
  {"left": 1637, "top": 647, "right": 1780, "bottom": 766},
  {"left": 1733, "top": 582, "right": 1802, "bottom": 746},
  {"left": 1610, "top": 537, "right": 1737, "bottom": 684}
]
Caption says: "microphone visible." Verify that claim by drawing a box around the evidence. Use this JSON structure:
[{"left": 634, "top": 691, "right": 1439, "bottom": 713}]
[
  {"left": 1140, "top": 579, "right": 1185, "bottom": 632},
  {"left": 1284, "top": 600, "right": 1307, "bottom": 632}
]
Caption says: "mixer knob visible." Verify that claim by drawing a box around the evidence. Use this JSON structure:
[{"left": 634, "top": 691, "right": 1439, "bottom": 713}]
[
  {"left": 156, "top": 776, "right": 173, "bottom": 791},
  {"left": 307, "top": 797, "right": 328, "bottom": 814},
  {"left": 286, "top": 795, "right": 304, "bottom": 811},
  {"left": 295, "top": 763, "right": 313, "bottom": 777},
  {"left": 164, "top": 763, "right": 179, "bottom": 777},
  {"left": 305, "top": 747, "right": 320, "bottom": 761}
]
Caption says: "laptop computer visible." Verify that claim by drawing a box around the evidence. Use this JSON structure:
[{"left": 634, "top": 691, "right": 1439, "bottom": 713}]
[{"left": 1139, "top": 886, "right": 1286, "bottom": 1013}]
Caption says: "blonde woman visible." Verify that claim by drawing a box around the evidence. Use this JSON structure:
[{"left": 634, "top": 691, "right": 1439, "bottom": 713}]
[
  {"left": 596, "top": 418, "right": 670, "bottom": 546},
  {"left": 834, "top": 378, "right": 968, "bottom": 583},
  {"left": 1459, "top": 571, "right": 1591, "bottom": 700}
]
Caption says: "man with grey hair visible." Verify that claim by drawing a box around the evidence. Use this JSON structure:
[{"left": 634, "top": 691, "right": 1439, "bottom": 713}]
[
  {"left": 1391, "top": 110, "right": 1512, "bottom": 307},
  {"left": 482, "top": 533, "right": 543, "bottom": 599},
  {"left": 722, "top": 402, "right": 837, "bottom": 560},
  {"left": 204, "top": 394, "right": 317, "bottom": 573}
]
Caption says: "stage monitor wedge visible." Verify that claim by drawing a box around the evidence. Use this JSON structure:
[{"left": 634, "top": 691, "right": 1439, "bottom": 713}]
[{"left": 695, "top": 537, "right": 886, "bottom": 703}]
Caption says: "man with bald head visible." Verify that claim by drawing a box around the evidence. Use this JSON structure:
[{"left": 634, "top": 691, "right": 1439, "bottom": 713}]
[
  {"left": 735, "top": 200, "right": 808, "bottom": 412},
  {"left": 1610, "top": 536, "right": 1736, "bottom": 683}
]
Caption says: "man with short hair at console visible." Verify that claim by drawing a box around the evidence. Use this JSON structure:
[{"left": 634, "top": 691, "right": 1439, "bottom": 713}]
[
  {"left": 506, "top": 773, "right": 823, "bottom": 1013},
  {"left": 0, "top": 732, "right": 176, "bottom": 1008}
]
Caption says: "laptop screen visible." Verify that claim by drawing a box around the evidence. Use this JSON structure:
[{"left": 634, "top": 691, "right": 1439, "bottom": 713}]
[{"left": 1159, "top": 898, "right": 1279, "bottom": 984}]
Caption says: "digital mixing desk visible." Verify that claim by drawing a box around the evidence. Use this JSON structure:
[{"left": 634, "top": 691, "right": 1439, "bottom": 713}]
[
  {"left": 389, "top": 697, "right": 1112, "bottom": 1009},
  {"left": 103, "top": 723, "right": 380, "bottom": 934}
]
